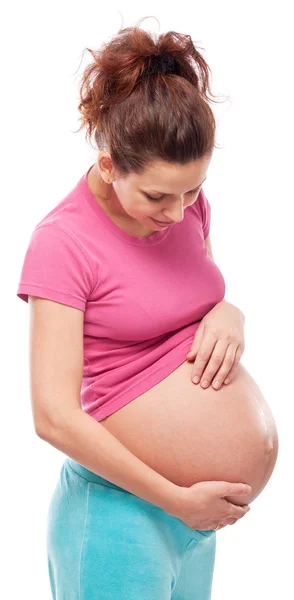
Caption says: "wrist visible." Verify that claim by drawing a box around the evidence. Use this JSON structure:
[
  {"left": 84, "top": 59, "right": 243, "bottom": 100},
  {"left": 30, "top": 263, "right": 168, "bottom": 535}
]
[{"left": 161, "top": 482, "right": 186, "bottom": 517}]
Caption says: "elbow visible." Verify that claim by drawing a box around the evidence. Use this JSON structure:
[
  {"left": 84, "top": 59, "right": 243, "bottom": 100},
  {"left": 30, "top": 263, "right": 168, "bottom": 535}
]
[
  {"left": 34, "top": 408, "right": 82, "bottom": 440},
  {"left": 34, "top": 417, "right": 53, "bottom": 440},
  {"left": 34, "top": 411, "right": 61, "bottom": 440}
]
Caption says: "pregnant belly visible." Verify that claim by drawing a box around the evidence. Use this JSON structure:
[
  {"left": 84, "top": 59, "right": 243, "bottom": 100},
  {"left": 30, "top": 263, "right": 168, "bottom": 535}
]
[{"left": 99, "top": 361, "right": 279, "bottom": 506}]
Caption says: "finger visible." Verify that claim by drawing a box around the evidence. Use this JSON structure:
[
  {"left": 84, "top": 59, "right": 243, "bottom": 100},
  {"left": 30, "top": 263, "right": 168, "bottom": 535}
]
[
  {"left": 191, "top": 334, "right": 218, "bottom": 384},
  {"left": 219, "top": 482, "right": 252, "bottom": 497},
  {"left": 226, "top": 519, "right": 238, "bottom": 525},
  {"left": 223, "top": 345, "right": 244, "bottom": 385},
  {"left": 186, "top": 323, "right": 206, "bottom": 359},
  {"left": 220, "top": 519, "right": 236, "bottom": 526},
  {"left": 210, "top": 343, "right": 238, "bottom": 389},
  {"left": 197, "top": 340, "right": 229, "bottom": 388},
  {"left": 226, "top": 503, "right": 251, "bottom": 519}
]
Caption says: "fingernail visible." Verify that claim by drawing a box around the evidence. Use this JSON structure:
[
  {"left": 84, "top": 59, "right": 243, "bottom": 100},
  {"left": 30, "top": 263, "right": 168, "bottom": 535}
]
[
  {"left": 201, "top": 380, "right": 209, "bottom": 388},
  {"left": 193, "top": 376, "right": 200, "bottom": 383},
  {"left": 213, "top": 381, "right": 221, "bottom": 389}
]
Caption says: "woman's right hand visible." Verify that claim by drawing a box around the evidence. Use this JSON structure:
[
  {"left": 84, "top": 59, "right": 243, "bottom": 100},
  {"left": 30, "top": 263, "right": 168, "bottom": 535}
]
[{"left": 168, "top": 480, "right": 252, "bottom": 531}]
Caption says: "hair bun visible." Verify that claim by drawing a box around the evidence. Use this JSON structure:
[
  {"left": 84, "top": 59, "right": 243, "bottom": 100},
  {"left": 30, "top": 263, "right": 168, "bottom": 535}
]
[
  {"left": 144, "top": 53, "right": 179, "bottom": 77},
  {"left": 75, "top": 18, "right": 225, "bottom": 163}
]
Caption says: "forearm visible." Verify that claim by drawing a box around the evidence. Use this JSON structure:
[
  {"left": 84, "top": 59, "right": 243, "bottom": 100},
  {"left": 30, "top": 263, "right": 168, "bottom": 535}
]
[{"left": 37, "top": 408, "right": 180, "bottom": 513}]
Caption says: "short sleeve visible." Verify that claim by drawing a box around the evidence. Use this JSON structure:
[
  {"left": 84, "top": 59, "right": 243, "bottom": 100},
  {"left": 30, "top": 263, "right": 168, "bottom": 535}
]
[
  {"left": 16, "top": 224, "right": 95, "bottom": 311},
  {"left": 198, "top": 188, "right": 211, "bottom": 239}
]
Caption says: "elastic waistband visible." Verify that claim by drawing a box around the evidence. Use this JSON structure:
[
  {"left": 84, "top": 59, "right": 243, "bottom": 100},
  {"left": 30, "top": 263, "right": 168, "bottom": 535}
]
[
  {"left": 66, "top": 457, "right": 215, "bottom": 537},
  {"left": 66, "top": 457, "right": 132, "bottom": 494}
]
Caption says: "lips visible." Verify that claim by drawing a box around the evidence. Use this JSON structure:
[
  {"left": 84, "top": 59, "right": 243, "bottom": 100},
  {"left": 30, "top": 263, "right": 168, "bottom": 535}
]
[{"left": 152, "top": 218, "right": 174, "bottom": 225}]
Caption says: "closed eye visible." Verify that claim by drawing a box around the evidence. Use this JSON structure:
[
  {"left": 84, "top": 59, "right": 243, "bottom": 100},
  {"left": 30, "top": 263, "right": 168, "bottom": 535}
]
[{"left": 145, "top": 188, "right": 201, "bottom": 202}]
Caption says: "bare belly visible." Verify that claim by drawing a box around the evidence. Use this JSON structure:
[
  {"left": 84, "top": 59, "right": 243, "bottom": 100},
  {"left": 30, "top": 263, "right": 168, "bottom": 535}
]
[{"left": 100, "top": 361, "right": 279, "bottom": 506}]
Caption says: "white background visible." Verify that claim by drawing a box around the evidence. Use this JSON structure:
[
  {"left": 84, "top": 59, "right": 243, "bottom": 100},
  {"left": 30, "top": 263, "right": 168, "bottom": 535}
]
[{"left": 2, "top": 1, "right": 293, "bottom": 598}]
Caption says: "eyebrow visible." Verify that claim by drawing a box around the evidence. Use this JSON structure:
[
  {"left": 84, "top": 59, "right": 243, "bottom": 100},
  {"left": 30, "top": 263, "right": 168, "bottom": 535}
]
[{"left": 147, "top": 177, "right": 207, "bottom": 195}]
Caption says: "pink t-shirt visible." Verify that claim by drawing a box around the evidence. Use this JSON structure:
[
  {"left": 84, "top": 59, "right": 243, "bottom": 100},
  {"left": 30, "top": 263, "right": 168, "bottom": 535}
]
[{"left": 16, "top": 164, "right": 226, "bottom": 421}]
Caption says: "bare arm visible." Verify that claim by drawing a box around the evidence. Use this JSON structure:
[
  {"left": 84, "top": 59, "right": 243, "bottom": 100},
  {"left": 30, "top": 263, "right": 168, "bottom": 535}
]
[
  {"left": 29, "top": 296, "right": 180, "bottom": 514},
  {"left": 38, "top": 407, "right": 180, "bottom": 512}
]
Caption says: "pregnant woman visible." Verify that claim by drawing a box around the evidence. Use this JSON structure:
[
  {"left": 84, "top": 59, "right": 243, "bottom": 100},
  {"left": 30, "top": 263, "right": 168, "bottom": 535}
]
[{"left": 16, "top": 19, "right": 278, "bottom": 600}]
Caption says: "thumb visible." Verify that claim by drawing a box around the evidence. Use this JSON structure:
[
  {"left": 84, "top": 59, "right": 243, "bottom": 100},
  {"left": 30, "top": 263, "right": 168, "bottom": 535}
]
[{"left": 218, "top": 482, "right": 252, "bottom": 497}]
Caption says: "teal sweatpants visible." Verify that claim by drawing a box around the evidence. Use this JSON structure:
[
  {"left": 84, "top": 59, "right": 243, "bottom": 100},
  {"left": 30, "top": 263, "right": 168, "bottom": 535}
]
[{"left": 47, "top": 457, "right": 217, "bottom": 599}]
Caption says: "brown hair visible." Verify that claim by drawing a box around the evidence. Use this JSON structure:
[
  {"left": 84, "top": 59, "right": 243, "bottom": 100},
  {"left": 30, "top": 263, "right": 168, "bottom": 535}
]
[{"left": 75, "top": 16, "right": 226, "bottom": 177}]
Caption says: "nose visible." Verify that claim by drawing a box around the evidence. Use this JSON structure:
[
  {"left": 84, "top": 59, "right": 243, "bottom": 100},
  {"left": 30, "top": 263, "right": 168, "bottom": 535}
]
[{"left": 162, "top": 202, "right": 185, "bottom": 224}]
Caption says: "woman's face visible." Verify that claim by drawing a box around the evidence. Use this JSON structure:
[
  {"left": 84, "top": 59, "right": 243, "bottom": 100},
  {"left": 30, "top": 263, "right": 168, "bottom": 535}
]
[{"left": 95, "top": 152, "right": 212, "bottom": 231}]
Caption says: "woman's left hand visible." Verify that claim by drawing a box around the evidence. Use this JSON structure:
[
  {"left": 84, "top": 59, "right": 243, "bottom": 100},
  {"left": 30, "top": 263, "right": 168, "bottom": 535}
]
[{"left": 186, "top": 300, "right": 245, "bottom": 390}]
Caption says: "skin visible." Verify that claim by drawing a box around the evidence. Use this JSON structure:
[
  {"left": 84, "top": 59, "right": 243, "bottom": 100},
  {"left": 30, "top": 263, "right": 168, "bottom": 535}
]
[
  {"left": 87, "top": 149, "right": 279, "bottom": 513},
  {"left": 87, "top": 150, "right": 212, "bottom": 236}
]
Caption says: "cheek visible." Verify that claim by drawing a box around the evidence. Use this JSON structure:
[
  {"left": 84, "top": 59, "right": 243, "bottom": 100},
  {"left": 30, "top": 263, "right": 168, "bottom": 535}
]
[
  {"left": 120, "top": 196, "right": 139, "bottom": 215},
  {"left": 133, "top": 199, "right": 153, "bottom": 218},
  {"left": 127, "top": 202, "right": 150, "bottom": 221}
]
